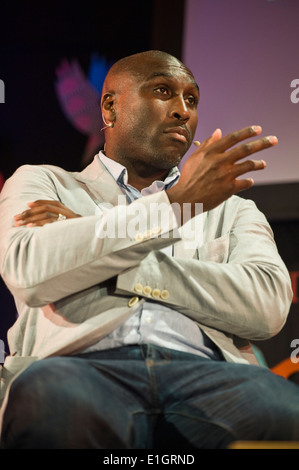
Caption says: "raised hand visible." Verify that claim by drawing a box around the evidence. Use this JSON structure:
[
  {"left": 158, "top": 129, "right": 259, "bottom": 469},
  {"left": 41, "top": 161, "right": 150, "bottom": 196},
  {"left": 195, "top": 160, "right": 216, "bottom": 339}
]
[{"left": 167, "top": 125, "right": 277, "bottom": 214}]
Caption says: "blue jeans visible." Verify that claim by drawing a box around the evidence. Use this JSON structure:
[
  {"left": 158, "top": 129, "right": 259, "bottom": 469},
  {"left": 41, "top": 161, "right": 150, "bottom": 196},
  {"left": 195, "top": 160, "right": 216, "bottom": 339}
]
[{"left": 1, "top": 344, "right": 299, "bottom": 449}]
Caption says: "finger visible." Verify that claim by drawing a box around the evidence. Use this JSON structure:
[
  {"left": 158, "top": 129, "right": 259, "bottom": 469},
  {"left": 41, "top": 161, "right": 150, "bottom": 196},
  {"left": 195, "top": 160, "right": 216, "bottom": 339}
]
[
  {"left": 26, "top": 218, "right": 58, "bottom": 228},
  {"left": 14, "top": 206, "right": 56, "bottom": 222},
  {"left": 15, "top": 202, "right": 60, "bottom": 217},
  {"left": 192, "top": 129, "right": 222, "bottom": 156},
  {"left": 232, "top": 159, "right": 267, "bottom": 179},
  {"left": 14, "top": 209, "right": 38, "bottom": 223},
  {"left": 211, "top": 125, "right": 262, "bottom": 153},
  {"left": 203, "top": 128, "right": 222, "bottom": 147},
  {"left": 27, "top": 200, "right": 63, "bottom": 207},
  {"left": 227, "top": 135, "right": 278, "bottom": 163},
  {"left": 14, "top": 211, "right": 59, "bottom": 226},
  {"left": 14, "top": 206, "right": 50, "bottom": 218},
  {"left": 233, "top": 177, "right": 255, "bottom": 193},
  {"left": 27, "top": 201, "right": 79, "bottom": 218},
  {"left": 15, "top": 200, "right": 68, "bottom": 221}
]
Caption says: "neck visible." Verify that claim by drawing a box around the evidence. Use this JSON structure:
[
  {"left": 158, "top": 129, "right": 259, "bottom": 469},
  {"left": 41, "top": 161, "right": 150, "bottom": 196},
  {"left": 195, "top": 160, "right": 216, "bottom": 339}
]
[
  {"left": 126, "top": 163, "right": 170, "bottom": 191},
  {"left": 103, "top": 148, "right": 172, "bottom": 191}
]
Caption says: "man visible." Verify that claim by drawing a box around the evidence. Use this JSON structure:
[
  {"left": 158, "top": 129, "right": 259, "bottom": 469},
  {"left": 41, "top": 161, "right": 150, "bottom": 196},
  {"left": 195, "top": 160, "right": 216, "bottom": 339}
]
[{"left": 0, "top": 50, "right": 298, "bottom": 449}]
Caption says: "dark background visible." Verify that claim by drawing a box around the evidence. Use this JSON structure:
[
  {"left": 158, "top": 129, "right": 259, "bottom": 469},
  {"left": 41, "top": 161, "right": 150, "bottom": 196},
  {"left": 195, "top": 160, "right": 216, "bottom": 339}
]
[
  {"left": 0, "top": 0, "right": 184, "bottom": 176},
  {"left": 0, "top": 0, "right": 185, "bottom": 349},
  {"left": 0, "top": 0, "right": 298, "bottom": 382}
]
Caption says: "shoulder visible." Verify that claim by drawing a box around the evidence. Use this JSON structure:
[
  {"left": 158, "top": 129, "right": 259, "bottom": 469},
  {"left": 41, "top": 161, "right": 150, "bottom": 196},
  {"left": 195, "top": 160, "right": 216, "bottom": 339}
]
[
  {"left": 205, "top": 195, "right": 269, "bottom": 237},
  {"left": 0, "top": 164, "right": 81, "bottom": 202},
  {"left": 13, "top": 163, "right": 78, "bottom": 180},
  {"left": 3, "top": 164, "right": 80, "bottom": 190},
  {"left": 213, "top": 194, "right": 264, "bottom": 219},
  {"left": 9, "top": 155, "right": 100, "bottom": 185}
]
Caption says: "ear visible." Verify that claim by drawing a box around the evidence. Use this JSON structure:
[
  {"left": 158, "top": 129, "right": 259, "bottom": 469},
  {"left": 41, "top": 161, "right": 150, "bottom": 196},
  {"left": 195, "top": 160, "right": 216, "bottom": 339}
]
[{"left": 101, "top": 92, "right": 116, "bottom": 124}]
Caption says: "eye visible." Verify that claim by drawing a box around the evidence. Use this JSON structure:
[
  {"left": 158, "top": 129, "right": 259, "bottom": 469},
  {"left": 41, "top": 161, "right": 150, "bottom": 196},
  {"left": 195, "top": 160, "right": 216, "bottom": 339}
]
[
  {"left": 154, "top": 86, "right": 169, "bottom": 96},
  {"left": 185, "top": 95, "right": 197, "bottom": 106}
]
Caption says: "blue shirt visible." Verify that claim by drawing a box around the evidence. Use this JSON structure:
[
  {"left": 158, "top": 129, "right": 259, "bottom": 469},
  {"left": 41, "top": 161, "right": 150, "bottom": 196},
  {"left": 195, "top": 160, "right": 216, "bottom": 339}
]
[{"left": 83, "top": 152, "right": 221, "bottom": 360}]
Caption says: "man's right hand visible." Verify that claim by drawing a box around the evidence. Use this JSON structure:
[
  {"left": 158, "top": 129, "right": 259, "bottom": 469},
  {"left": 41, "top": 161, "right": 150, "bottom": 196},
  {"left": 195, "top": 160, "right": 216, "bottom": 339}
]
[
  {"left": 166, "top": 125, "right": 278, "bottom": 215},
  {"left": 14, "top": 200, "right": 81, "bottom": 227}
]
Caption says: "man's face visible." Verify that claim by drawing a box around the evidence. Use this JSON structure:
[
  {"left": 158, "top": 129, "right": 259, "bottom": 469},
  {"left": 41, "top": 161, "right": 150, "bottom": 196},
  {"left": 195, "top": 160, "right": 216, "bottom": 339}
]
[{"left": 110, "top": 57, "right": 199, "bottom": 171}]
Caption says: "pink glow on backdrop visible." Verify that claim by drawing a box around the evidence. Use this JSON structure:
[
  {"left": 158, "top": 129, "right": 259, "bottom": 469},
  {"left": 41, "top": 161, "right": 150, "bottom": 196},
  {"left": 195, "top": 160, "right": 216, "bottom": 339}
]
[{"left": 183, "top": 0, "right": 299, "bottom": 184}]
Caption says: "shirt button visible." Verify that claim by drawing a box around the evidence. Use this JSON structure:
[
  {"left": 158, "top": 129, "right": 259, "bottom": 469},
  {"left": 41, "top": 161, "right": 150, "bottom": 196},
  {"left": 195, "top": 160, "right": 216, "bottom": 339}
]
[
  {"left": 151, "top": 288, "right": 161, "bottom": 299},
  {"left": 146, "top": 317, "right": 153, "bottom": 324},
  {"left": 128, "top": 296, "right": 139, "bottom": 307},
  {"left": 160, "top": 289, "right": 170, "bottom": 300},
  {"left": 134, "top": 283, "right": 143, "bottom": 294},
  {"left": 143, "top": 285, "right": 152, "bottom": 296}
]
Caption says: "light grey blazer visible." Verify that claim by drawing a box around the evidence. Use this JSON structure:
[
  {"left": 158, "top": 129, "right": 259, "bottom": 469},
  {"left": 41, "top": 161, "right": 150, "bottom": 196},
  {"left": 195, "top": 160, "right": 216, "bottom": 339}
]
[{"left": 0, "top": 155, "right": 292, "bottom": 418}]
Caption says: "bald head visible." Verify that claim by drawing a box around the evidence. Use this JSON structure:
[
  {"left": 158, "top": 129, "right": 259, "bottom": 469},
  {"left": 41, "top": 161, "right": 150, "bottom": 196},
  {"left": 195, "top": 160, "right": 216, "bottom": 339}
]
[
  {"left": 101, "top": 50, "right": 197, "bottom": 98},
  {"left": 100, "top": 50, "right": 199, "bottom": 179}
]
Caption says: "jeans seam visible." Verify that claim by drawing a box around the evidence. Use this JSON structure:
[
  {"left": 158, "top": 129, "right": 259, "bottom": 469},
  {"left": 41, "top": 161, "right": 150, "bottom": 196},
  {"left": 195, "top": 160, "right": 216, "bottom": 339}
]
[
  {"left": 162, "top": 410, "right": 238, "bottom": 441},
  {"left": 146, "top": 362, "right": 160, "bottom": 410}
]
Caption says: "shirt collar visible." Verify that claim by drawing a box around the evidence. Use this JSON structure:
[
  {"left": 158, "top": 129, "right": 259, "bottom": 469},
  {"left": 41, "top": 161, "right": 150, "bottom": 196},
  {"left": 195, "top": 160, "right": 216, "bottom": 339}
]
[{"left": 98, "top": 151, "right": 180, "bottom": 193}]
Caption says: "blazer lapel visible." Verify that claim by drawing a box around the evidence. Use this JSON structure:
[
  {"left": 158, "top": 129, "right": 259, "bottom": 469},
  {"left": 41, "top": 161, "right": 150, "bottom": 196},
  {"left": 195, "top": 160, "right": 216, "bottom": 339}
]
[{"left": 75, "top": 155, "right": 126, "bottom": 207}]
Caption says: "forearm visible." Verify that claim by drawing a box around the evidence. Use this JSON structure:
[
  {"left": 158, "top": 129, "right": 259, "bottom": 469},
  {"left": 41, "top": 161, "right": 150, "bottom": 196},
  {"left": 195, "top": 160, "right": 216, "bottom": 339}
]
[
  {"left": 116, "top": 200, "right": 292, "bottom": 340},
  {"left": 117, "top": 254, "right": 290, "bottom": 340},
  {"left": 0, "top": 167, "right": 180, "bottom": 307}
]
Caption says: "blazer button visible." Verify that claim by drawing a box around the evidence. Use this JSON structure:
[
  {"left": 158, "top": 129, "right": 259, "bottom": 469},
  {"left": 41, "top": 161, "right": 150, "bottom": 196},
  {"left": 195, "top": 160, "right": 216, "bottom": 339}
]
[
  {"left": 160, "top": 290, "right": 170, "bottom": 300},
  {"left": 134, "top": 283, "right": 143, "bottom": 294},
  {"left": 135, "top": 233, "right": 144, "bottom": 242},
  {"left": 143, "top": 285, "right": 152, "bottom": 296},
  {"left": 144, "top": 229, "right": 152, "bottom": 239},
  {"left": 151, "top": 288, "right": 161, "bottom": 299},
  {"left": 128, "top": 296, "right": 139, "bottom": 307},
  {"left": 152, "top": 226, "right": 162, "bottom": 235}
]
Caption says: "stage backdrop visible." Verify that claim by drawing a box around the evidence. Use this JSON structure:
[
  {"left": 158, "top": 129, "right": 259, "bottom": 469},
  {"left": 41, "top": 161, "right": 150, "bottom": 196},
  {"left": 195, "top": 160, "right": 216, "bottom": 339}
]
[
  {"left": 182, "top": 0, "right": 299, "bottom": 185},
  {"left": 182, "top": 0, "right": 299, "bottom": 382}
]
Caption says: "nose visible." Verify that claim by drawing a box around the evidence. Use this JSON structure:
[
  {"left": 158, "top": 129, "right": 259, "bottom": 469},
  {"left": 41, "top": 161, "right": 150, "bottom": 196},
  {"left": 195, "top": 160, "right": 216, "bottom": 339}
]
[{"left": 169, "top": 95, "right": 190, "bottom": 122}]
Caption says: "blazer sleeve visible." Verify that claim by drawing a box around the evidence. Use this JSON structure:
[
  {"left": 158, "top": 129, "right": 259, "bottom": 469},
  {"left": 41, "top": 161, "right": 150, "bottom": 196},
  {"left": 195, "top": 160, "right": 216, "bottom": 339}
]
[
  {"left": 0, "top": 165, "right": 180, "bottom": 308},
  {"left": 116, "top": 197, "right": 293, "bottom": 341}
]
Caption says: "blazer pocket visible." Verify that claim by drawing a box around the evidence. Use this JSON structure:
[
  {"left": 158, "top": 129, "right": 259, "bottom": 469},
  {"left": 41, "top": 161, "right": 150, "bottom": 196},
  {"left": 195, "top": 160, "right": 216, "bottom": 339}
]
[{"left": 197, "top": 234, "right": 230, "bottom": 263}]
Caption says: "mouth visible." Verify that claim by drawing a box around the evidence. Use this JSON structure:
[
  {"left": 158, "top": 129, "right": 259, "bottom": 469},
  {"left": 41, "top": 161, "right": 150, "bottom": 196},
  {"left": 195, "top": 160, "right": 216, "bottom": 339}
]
[{"left": 163, "top": 126, "right": 190, "bottom": 144}]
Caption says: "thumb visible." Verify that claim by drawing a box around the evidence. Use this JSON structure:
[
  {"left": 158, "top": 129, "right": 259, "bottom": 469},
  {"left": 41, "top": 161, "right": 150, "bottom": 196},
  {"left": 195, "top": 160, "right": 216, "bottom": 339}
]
[
  {"left": 211, "top": 128, "right": 222, "bottom": 142},
  {"left": 196, "top": 128, "right": 222, "bottom": 150}
]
